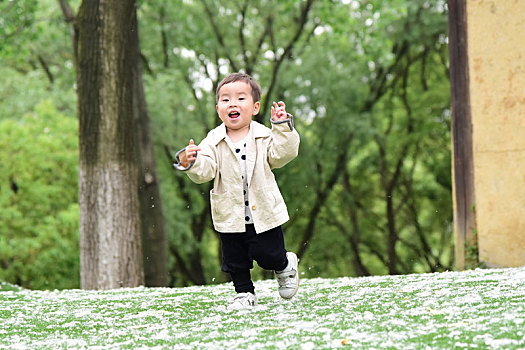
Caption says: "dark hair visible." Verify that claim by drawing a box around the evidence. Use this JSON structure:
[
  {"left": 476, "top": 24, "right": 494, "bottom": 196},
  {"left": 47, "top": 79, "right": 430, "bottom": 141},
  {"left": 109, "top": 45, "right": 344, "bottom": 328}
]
[{"left": 216, "top": 72, "right": 262, "bottom": 103}]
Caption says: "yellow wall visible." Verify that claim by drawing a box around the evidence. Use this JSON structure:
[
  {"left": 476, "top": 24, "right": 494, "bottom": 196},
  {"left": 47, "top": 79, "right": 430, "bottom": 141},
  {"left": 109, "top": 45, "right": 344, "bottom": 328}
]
[{"left": 467, "top": 0, "right": 525, "bottom": 267}]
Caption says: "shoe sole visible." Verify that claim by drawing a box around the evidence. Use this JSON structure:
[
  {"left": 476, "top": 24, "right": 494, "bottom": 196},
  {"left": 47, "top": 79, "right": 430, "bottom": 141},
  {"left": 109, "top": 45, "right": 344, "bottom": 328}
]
[{"left": 281, "top": 252, "right": 299, "bottom": 299}]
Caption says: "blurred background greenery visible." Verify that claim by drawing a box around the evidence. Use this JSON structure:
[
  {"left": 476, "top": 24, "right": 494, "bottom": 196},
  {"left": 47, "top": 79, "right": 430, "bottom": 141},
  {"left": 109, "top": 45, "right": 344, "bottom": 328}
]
[{"left": 0, "top": 0, "right": 452, "bottom": 290}]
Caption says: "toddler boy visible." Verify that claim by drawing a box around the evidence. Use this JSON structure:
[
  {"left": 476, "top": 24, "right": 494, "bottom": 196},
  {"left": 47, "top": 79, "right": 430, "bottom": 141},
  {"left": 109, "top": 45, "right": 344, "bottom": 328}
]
[{"left": 174, "top": 72, "right": 300, "bottom": 310}]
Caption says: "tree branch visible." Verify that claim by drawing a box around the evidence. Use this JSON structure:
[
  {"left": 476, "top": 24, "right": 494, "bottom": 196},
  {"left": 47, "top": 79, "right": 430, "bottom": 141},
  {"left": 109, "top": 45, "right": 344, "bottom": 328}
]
[
  {"left": 340, "top": 169, "right": 371, "bottom": 276},
  {"left": 238, "top": 0, "right": 249, "bottom": 69},
  {"left": 362, "top": 242, "right": 388, "bottom": 268},
  {"left": 1, "top": 0, "right": 18, "bottom": 17},
  {"left": 296, "top": 132, "right": 352, "bottom": 259},
  {"left": 181, "top": 70, "right": 211, "bottom": 132},
  {"left": 246, "top": 13, "right": 273, "bottom": 75},
  {"left": 57, "top": 0, "right": 75, "bottom": 22},
  {"left": 140, "top": 52, "right": 154, "bottom": 76},
  {"left": 259, "top": 0, "right": 315, "bottom": 122},
  {"left": 169, "top": 243, "right": 194, "bottom": 285},
  {"left": 57, "top": 0, "right": 78, "bottom": 67},
  {"left": 37, "top": 55, "right": 54, "bottom": 84},
  {"left": 158, "top": 5, "right": 169, "bottom": 68},
  {"left": 362, "top": 40, "right": 409, "bottom": 113},
  {"left": 199, "top": 0, "right": 239, "bottom": 71}
]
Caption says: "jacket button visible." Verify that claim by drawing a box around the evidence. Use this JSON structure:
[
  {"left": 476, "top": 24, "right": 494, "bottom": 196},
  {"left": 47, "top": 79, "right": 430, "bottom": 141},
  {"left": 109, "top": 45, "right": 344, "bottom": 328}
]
[{"left": 251, "top": 205, "right": 256, "bottom": 211}]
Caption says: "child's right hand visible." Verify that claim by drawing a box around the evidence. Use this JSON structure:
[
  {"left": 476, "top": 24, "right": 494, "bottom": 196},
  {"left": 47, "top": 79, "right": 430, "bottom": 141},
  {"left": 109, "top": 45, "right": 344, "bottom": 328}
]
[{"left": 180, "top": 139, "right": 201, "bottom": 168}]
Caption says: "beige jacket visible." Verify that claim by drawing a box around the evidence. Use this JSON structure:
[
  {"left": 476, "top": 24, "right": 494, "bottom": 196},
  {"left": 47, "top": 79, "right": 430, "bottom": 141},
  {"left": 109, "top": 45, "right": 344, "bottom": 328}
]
[{"left": 179, "top": 119, "right": 299, "bottom": 233}]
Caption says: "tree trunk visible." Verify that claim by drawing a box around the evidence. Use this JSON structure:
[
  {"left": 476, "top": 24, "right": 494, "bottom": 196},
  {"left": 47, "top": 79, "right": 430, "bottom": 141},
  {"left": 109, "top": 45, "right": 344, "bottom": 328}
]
[
  {"left": 77, "top": 0, "right": 144, "bottom": 290},
  {"left": 130, "top": 8, "right": 169, "bottom": 287},
  {"left": 447, "top": 0, "right": 478, "bottom": 270},
  {"left": 342, "top": 169, "right": 370, "bottom": 276},
  {"left": 385, "top": 188, "right": 399, "bottom": 275}
]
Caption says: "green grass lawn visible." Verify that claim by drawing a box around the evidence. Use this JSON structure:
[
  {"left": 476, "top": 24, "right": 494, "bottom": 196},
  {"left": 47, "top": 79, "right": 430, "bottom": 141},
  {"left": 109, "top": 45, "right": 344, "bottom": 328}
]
[{"left": 1, "top": 267, "right": 524, "bottom": 349}]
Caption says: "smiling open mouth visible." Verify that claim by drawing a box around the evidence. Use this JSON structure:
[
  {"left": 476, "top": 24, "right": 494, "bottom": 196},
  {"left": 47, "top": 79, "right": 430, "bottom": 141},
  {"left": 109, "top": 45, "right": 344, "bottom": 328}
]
[{"left": 228, "top": 112, "right": 240, "bottom": 119}]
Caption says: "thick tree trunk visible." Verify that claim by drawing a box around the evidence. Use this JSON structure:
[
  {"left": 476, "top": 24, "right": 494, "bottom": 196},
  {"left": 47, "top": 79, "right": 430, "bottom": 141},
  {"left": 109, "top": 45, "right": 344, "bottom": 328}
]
[
  {"left": 77, "top": 0, "right": 144, "bottom": 289},
  {"left": 130, "top": 9, "right": 168, "bottom": 287}
]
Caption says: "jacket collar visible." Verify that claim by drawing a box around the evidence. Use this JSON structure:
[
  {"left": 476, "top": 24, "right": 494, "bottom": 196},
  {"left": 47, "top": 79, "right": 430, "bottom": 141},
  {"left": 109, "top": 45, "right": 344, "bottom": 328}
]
[{"left": 210, "top": 120, "right": 270, "bottom": 146}]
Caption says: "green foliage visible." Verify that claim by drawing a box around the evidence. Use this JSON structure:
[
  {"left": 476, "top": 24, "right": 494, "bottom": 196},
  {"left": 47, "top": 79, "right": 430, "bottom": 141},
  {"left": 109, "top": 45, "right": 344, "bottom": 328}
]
[
  {"left": 0, "top": 0, "right": 38, "bottom": 58},
  {"left": 1, "top": 0, "right": 453, "bottom": 288},
  {"left": 140, "top": 0, "right": 453, "bottom": 282},
  {"left": 0, "top": 101, "right": 79, "bottom": 290},
  {"left": 1, "top": 0, "right": 77, "bottom": 119},
  {"left": 252, "top": 0, "right": 453, "bottom": 275}
]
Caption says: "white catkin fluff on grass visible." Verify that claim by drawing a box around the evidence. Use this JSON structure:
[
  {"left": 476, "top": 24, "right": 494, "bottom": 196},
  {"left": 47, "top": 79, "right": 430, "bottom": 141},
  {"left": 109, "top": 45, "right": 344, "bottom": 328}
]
[{"left": 0, "top": 267, "right": 524, "bottom": 349}]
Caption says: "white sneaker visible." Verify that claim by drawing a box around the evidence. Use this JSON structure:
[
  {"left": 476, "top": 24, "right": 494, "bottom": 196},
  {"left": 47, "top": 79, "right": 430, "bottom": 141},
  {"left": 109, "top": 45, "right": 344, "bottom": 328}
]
[
  {"left": 227, "top": 292, "right": 257, "bottom": 311},
  {"left": 275, "top": 252, "right": 299, "bottom": 299}
]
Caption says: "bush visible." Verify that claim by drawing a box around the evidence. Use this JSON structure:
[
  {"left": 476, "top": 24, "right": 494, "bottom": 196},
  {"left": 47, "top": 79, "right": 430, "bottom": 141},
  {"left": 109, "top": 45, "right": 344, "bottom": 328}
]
[{"left": 0, "top": 100, "right": 79, "bottom": 289}]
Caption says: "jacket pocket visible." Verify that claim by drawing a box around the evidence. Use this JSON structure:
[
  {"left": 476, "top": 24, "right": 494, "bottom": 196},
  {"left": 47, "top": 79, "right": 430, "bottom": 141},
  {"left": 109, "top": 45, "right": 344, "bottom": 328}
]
[
  {"left": 210, "top": 189, "right": 230, "bottom": 223},
  {"left": 257, "top": 186, "right": 282, "bottom": 215}
]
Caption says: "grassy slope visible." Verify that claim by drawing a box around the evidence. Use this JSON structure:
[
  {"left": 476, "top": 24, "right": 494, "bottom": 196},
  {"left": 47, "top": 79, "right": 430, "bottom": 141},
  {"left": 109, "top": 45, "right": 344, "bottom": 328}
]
[{"left": 1, "top": 267, "right": 524, "bottom": 349}]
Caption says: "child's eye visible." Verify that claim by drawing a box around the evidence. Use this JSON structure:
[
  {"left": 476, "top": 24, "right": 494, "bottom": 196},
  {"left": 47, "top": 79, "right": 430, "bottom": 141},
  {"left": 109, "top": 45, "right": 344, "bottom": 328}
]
[
  {"left": 222, "top": 99, "right": 229, "bottom": 102},
  {"left": 239, "top": 97, "right": 245, "bottom": 100}
]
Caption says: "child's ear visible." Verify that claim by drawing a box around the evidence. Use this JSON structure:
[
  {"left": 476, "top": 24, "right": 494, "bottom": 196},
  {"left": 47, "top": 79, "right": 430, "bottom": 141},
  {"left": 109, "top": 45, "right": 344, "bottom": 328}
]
[
  {"left": 252, "top": 101, "right": 260, "bottom": 115},
  {"left": 216, "top": 105, "right": 219, "bottom": 114}
]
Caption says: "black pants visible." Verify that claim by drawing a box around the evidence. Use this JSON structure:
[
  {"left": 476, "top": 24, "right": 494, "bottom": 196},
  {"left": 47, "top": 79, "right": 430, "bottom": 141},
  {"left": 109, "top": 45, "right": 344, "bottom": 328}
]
[{"left": 219, "top": 224, "right": 288, "bottom": 294}]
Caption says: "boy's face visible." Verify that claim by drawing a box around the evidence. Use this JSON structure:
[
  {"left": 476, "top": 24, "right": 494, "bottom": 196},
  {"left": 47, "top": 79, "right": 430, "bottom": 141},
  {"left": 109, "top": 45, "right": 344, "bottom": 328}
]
[{"left": 216, "top": 81, "right": 260, "bottom": 133}]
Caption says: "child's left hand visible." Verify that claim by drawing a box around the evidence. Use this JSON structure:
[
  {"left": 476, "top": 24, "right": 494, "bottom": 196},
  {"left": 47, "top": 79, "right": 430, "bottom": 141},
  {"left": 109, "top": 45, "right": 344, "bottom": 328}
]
[{"left": 271, "top": 101, "right": 289, "bottom": 122}]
